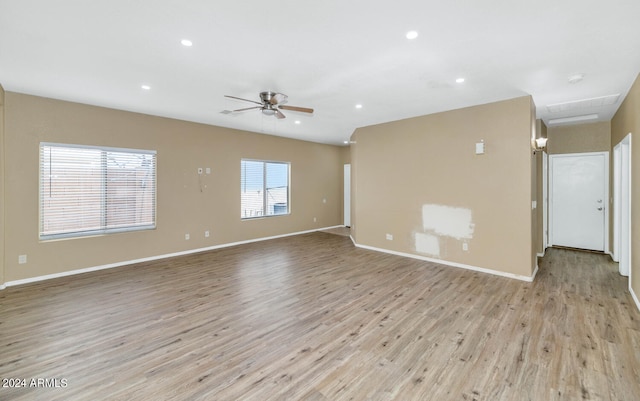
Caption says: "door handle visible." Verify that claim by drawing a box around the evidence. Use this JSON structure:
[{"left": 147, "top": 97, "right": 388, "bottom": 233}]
[{"left": 597, "top": 207, "right": 603, "bottom": 211}]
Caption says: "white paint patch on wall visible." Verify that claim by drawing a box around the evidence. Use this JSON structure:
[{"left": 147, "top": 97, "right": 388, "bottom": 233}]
[
  {"left": 415, "top": 232, "right": 440, "bottom": 257},
  {"left": 421, "top": 204, "right": 474, "bottom": 240},
  {"left": 414, "top": 204, "right": 475, "bottom": 258}
]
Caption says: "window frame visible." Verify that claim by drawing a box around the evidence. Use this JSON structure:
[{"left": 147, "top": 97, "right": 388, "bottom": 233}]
[
  {"left": 39, "top": 142, "right": 157, "bottom": 240},
  {"left": 241, "top": 159, "right": 290, "bottom": 220}
]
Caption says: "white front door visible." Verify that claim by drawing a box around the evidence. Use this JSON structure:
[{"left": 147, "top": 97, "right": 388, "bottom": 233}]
[{"left": 549, "top": 152, "right": 608, "bottom": 252}]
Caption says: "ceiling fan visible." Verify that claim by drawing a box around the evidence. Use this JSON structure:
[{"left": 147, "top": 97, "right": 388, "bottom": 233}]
[{"left": 223, "top": 91, "right": 314, "bottom": 119}]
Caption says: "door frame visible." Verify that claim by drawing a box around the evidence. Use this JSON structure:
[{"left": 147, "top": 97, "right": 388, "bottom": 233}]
[
  {"left": 542, "top": 151, "right": 549, "bottom": 250},
  {"left": 343, "top": 164, "right": 351, "bottom": 227},
  {"left": 548, "top": 151, "right": 609, "bottom": 253},
  {"left": 613, "top": 134, "right": 632, "bottom": 278}
]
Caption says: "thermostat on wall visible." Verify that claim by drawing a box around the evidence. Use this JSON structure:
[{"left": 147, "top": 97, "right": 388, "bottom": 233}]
[{"left": 475, "top": 140, "right": 485, "bottom": 155}]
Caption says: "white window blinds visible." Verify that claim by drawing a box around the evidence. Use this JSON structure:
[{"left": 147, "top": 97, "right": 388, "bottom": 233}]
[
  {"left": 241, "top": 159, "right": 289, "bottom": 219},
  {"left": 40, "top": 143, "right": 156, "bottom": 240}
]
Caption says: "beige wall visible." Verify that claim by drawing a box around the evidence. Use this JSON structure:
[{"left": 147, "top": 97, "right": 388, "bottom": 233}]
[
  {"left": 547, "top": 121, "right": 611, "bottom": 154},
  {"left": 2, "top": 92, "right": 344, "bottom": 283},
  {"left": 340, "top": 146, "right": 351, "bottom": 165},
  {"left": 351, "top": 96, "right": 535, "bottom": 278},
  {"left": 611, "top": 73, "right": 640, "bottom": 305}
]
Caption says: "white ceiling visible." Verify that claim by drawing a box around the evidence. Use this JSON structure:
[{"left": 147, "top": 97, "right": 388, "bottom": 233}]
[{"left": 1, "top": 0, "right": 639, "bottom": 145}]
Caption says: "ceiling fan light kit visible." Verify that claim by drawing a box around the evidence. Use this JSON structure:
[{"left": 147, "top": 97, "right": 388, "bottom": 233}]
[{"left": 224, "top": 91, "right": 314, "bottom": 120}]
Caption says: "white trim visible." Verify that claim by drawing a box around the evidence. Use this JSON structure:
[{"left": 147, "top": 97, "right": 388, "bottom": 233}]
[
  {"left": 613, "top": 142, "right": 621, "bottom": 262},
  {"left": 354, "top": 243, "right": 537, "bottom": 282},
  {"left": 542, "top": 151, "right": 549, "bottom": 249},
  {"left": 614, "top": 134, "right": 632, "bottom": 277},
  {"left": 344, "top": 164, "right": 351, "bottom": 227},
  {"left": 2, "top": 226, "right": 342, "bottom": 288},
  {"left": 629, "top": 134, "right": 633, "bottom": 292},
  {"left": 322, "top": 225, "right": 345, "bottom": 231},
  {"left": 631, "top": 285, "right": 640, "bottom": 313}
]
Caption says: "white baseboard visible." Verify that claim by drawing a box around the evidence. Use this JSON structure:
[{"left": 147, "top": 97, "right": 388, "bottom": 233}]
[
  {"left": 2, "top": 226, "right": 341, "bottom": 289},
  {"left": 531, "top": 264, "right": 539, "bottom": 281},
  {"left": 631, "top": 285, "right": 640, "bottom": 313},
  {"left": 354, "top": 243, "right": 537, "bottom": 282}
]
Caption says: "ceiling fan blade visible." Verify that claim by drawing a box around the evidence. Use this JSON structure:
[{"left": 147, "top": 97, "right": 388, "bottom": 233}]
[
  {"left": 275, "top": 109, "right": 286, "bottom": 119},
  {"left": 224, "top": 95, "right": 263, "bottom": 105},
  {"left": 232, "top": 106, "right": 261, "bottom": 112},
  {"left": 279, "top": 105, "right": 314, "bottom": 114}
]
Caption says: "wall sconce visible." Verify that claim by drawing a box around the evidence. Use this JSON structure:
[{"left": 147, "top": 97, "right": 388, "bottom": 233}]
[{"left": 533, "top": 137, "right": 548, "bottom": 154}]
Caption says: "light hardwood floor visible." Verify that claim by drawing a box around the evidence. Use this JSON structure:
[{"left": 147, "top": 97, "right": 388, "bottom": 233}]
[{"left": 1, "top": 232, "right": 639, "bottom": 400}]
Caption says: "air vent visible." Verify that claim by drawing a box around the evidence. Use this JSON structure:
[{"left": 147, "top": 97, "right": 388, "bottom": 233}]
[
  {"left": 546, "top": 94, "right": 620, "bottom": 113},
  {"left": 548, "top": 114, "right": 599, "bottom": 125}
]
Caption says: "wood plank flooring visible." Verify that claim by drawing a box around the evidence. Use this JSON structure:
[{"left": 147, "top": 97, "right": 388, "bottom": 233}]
[{"left": 1, "top": 232, "right": 639, "bottom": 400}]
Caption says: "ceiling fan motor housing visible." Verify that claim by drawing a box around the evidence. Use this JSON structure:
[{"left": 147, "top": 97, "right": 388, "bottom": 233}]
[{"left": 260, "top": 91, "right": 277, "bottom": 104}]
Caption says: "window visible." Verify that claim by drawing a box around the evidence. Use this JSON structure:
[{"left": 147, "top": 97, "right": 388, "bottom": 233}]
[
  {"left": 241, "top": 159, "right": 289, "bottom": 219},
  {"left": 40, "top": 143, "right": 156, "bottom": 240}
]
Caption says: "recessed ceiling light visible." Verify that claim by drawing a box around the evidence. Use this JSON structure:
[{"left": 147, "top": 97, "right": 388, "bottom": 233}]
[
  {"left": 343, "top": 141, "right": 349, "bottom": 144},
  {"left": 456, "top": 78, "right": 465, "bottom": 83},
  {"left": 141, "top": 85, "right": 151, "bottom": 90},
  {"left": 406, "top": 30, "right": 418, "bottom": 40},
  {"left": 355, "top": 104, "right": 363, "bottom": 109},
  {"left": 181, "top": 39, "right": 193, "bottom": 47},
  {"left": 294, "top": 120, "right": 301, "bottom": 125}
]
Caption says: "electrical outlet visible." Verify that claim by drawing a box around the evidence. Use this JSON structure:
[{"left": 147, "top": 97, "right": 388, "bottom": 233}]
[
  {"left": 185, "top": 233, "right": 190, "bottom": 240},
  {"left": 205, "top": 231, "right": 210, "bottom": 238},
  {"left": 18, "top": 254, "right": 27, "bottom": 264},
  {"left": 386, "top": 234, "right": 393, "bottom": 240},
  {"left": 462, "top": 242, "right": 469, "bottom": 251}
]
